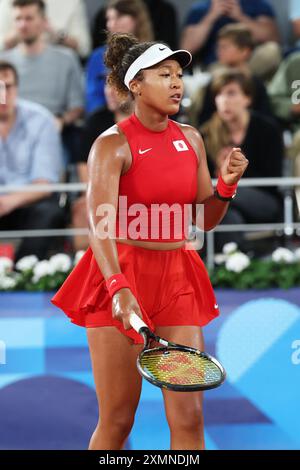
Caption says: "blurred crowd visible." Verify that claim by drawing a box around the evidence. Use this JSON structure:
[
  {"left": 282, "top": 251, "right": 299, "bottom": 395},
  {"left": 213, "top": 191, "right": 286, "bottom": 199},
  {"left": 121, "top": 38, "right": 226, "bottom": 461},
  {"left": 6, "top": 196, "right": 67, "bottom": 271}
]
[{"left": 1, "top": 0, "right": 300, "bottom": 260}]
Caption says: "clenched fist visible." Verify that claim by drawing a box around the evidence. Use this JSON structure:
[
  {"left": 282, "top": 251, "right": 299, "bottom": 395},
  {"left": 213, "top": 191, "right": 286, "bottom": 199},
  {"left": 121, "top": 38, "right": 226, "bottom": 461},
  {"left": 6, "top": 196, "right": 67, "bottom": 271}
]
[{"left": 219, "top": 147, "right": 249, "bottom": 186}]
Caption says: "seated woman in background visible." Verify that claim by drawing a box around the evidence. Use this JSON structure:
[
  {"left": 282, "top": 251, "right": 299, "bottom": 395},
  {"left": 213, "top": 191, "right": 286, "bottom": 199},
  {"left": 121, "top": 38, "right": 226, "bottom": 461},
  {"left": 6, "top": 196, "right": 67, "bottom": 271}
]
[
  {"left": 85, "top": 0, "right": 154, "bottom": 115},
  {"left": 201, "top": 69, "right": 284, "bottom": 252}
]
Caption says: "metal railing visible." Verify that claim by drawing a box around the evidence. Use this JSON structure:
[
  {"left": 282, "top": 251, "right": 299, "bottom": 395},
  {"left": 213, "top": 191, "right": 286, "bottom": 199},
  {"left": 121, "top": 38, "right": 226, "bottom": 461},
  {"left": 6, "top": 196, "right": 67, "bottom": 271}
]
[{"left": 1, "top": 178, "right": 300, "bottom": 268}]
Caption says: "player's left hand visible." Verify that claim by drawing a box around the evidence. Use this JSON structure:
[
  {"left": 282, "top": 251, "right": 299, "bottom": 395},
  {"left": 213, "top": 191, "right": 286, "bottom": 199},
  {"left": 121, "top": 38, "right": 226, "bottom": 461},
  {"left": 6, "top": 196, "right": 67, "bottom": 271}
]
[{"left": 219, "top": 147, "right": 249, "bottom": 186}]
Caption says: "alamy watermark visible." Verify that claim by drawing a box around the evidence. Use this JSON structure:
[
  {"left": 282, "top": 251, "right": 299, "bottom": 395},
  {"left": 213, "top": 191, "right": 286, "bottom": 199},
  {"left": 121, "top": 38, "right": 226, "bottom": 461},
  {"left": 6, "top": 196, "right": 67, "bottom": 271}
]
[
  {"left": 292, "top": 80, "right": 300, "bottom": 105},
  {"left": 0, "top": 341, "right": 6, "bottom": 365},
  {"left": 93, "top": 197, "right": 205, "bottom": 250},
  {"left": 99, "top": 453, "right": 200, "bottom": 466},
  {"left": 0, "top": 79, "right": 6, "bottom": 105},
  {"left": 291, "top": 339, "right": 300, "bottom": 365}
]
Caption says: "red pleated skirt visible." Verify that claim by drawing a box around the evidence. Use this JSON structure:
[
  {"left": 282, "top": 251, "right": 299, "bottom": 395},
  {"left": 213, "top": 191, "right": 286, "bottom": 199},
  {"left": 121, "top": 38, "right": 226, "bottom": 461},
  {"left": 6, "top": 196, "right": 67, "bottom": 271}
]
[{"left": 51, "top": 242, "right": 220, "bottom": 344}]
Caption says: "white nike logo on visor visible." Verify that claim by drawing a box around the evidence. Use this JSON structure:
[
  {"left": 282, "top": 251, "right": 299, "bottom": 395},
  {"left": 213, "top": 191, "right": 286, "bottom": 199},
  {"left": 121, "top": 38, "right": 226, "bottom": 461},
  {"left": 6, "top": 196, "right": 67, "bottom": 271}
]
[{"left": 139, "top": 148, "right": 152, "bottom": 155}]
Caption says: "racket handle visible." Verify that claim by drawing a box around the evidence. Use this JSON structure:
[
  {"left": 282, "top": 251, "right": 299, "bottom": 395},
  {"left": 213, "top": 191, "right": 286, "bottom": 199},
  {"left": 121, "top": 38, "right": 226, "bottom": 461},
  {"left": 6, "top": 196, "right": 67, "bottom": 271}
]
[{"left": 129, "top": 313, "right": 148, "bottom": 333}]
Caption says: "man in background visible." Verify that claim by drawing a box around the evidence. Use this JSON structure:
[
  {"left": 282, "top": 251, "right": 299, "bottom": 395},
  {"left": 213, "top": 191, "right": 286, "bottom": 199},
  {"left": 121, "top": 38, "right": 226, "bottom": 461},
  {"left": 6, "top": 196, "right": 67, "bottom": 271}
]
[
  {"left": 0, "top": 61, "right": 63, "bottom": 260},
  {"left": 181, "top": 0, "right": 280, "bottom": 68},
  {"left": 0, "top": 0, "right": 91, "bottom": 59},
  {"left": 0, "top": 0, "right": 84, "bottom": 162}
]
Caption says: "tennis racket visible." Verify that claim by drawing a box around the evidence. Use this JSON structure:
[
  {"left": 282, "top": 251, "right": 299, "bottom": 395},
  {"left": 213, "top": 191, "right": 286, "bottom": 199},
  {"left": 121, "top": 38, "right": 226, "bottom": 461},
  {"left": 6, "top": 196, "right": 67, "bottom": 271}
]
[{"left": 129, "top": 313, "right": 226, "bottom": 392}]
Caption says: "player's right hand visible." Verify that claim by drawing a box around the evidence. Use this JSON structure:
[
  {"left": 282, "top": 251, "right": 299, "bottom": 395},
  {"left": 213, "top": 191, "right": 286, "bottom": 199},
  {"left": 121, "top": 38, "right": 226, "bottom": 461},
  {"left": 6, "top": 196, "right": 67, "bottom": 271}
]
[{"left": 112, "top": 288, "right": 143, "bottom": 330}]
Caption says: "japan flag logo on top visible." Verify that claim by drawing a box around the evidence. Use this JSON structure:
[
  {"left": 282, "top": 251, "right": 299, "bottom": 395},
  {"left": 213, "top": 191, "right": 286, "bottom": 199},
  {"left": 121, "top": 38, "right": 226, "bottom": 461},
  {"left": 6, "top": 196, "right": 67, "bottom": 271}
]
[{"left": 173, "top": 140, "right": 189, "bottom": 152}]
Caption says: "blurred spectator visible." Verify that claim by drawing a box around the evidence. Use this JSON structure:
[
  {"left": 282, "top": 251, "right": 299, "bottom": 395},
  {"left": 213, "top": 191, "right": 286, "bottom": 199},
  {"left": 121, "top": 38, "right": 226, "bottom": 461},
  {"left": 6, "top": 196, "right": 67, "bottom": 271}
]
[
  {"left": 181, "top": 0, "right": 280, "bottom": 68},
  {"left": 200, "top": 70, "right": 284, "bottom": 251},
  {"left": 0, "top": 0, "right": 91, "bottom": 59},
  {"left": 89, "top": 5, "right": 107, "bottom": 50},
  {"left": 189, "top": 24, "right": 273, "bottom": 127},
  {"left": 84, "top": 0, "right": 105, "bottom": 29},
  {"left": 142, "top": 0, "right": 178, "bottom": 49},
  {"left": 290, "top": 0, "right": 300, "bottom": 48},
  {"left": 86, "top": 0, "right": 154, "bottom": 115},
  {"left": 0, "top": 0, "right": 84, "bottom": 162},
  {"left": 92, "top": 0, "right": 178, "bottom": 50},
  {"left": 0, "top": 61, "right": 63, "bottom": 260},
  {"left": 268, "top": 52, "right": 300, "bottom": 133},
  {"left": 268, "top": 51, "right": 300, "bottom": 207},
  {"left": 72, "top": 84, "right": 133, "bottom": 251}
]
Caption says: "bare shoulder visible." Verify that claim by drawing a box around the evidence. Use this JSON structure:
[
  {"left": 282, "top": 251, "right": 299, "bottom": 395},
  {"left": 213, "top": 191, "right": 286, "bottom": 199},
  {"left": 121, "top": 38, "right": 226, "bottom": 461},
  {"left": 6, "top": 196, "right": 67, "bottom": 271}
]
[
  {"left": 91, "top": 124, "right": 127, "bottom": 155},
  {"left": 172, "top": 121, "right": 206, "bottom": 164},
  {"left": 88, "top": 124, "right": 130, "bottom": 166},
  {"left": 177, "top": 122, "right": 204, "bottom": 145}
]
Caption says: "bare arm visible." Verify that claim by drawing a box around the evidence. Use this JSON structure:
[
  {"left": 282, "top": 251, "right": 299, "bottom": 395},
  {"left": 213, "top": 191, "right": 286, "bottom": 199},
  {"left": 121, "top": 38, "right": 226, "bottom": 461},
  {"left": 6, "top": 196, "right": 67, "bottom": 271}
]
[
  {"left": 236, "top": 15, "right": 280, "bottom": 43},
  {"left": 44, "top": 20, "right": 80, "bottom": 55},
  {"left": 181, "top": 125, "right": 248, "bottom": 231},
  {"left": 182, "top": 126, "right": 229, "bottom": 230},
  {"left": 87, "top": 128, "right": 143, "bottom": 329},
  {"left": 180, "top": 12, "right": 218, "bottom": 55},
  {"left": 3, "top": 32, "right": 19, "bottom": 49},
  {"left": 77, "top": 162, "right": 88, "bottom": 184},
  {"left": 226, "top": 0, "right": 280, "bottom": 43},
  {"left": 59, "top": 36, "right": 79, "bottom": 53},
  {"left": 63, "top": 107, "right": 84, "bottom": 126},
  {"left": 180, "top": 0, "right": 228, "bottom": 54},
  {"left": 87, "top": 129, "right": 125, "bottom": 279},
  {"left": 55, "top": 108, "right": 83, "bottom": 132}
]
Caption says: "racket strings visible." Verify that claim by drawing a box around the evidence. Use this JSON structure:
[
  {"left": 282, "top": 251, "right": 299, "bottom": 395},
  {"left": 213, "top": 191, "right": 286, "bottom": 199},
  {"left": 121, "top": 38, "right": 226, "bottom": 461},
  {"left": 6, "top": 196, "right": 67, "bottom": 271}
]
[{"left": 140, "top": 349, "right": 222, "bottom": 386}]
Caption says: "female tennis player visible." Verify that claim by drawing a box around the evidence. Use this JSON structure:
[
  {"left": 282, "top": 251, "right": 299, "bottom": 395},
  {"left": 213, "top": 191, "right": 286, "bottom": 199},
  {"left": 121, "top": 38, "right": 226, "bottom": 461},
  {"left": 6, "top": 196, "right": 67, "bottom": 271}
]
[{"left": 52, "top": 33, "right": 248, "bottom": 450}]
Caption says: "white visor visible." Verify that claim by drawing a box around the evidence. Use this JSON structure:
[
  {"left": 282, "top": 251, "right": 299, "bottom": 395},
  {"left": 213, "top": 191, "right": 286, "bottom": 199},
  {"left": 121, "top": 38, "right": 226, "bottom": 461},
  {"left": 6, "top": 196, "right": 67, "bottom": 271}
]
[{"left": 124, "top": 43, "right": 192, "bottom": 90}]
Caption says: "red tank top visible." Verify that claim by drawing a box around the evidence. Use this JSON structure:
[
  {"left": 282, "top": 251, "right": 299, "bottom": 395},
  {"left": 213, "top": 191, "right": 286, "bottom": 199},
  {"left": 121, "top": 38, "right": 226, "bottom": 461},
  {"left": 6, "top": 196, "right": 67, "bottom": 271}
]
[{"left": 116, "top": 113, "right": 198, "bottom": 242}]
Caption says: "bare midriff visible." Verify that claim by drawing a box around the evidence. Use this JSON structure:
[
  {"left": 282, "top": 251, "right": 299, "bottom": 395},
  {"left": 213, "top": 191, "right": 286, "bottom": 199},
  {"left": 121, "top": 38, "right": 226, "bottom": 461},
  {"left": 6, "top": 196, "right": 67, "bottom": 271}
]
[{"left": 115, "top": 238, "right": 186, "bottom": 250}]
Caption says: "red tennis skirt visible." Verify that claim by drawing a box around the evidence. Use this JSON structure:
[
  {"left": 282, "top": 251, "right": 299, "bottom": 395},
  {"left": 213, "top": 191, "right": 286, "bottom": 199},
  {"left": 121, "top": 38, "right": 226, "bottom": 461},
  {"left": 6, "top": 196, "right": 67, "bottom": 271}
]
[{"left": 51, "top": 242, "right": 220, "bottom": 344}]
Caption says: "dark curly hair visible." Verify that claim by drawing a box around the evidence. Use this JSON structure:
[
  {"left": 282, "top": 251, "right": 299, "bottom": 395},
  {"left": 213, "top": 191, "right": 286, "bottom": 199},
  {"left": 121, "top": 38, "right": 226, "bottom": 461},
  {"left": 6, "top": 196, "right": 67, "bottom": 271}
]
[{"left": 104, "top": 32, "right": 156, "bottom": 98}]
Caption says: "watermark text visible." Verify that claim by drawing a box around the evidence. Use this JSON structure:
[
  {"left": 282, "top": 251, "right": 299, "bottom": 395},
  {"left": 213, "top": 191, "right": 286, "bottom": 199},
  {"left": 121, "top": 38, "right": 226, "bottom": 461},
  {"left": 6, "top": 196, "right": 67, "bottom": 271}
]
[
  {"left": 93, "top": 197, "right": 205, "bottom": 250},
  {"left": 0, "top": 341, "right": 6, "bottom": 365},
  {"left": 291, "top": 80, "right": 300, "bottom": 105}
]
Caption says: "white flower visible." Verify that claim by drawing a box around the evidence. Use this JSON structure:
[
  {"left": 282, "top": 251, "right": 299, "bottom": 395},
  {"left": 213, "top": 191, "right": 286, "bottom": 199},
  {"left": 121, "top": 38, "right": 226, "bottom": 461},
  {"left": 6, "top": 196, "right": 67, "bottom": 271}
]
[
  {"left": 225, "top": 252, "right": 250, "bottom": 273},
  {"left": 0, "top": 276, "right": 16, "bottom": 290},
  {"left": 74, "top": 251, "right": 85, "bottom": 265},
  {"left": 223, "top": 242, "right": 238, "bottom": 255},
  {"left": 49, "top": 254, "right": 72, "bottom": 273},
  {"left": 214, "top": 254, "right": 227, "bottom": 265},
  {"left": 0, "top": 257, "right": 13, "bottom": 276},
  {"left": 272, "top": 247, "right": 295, "bottom": 264},
  {"left": 32, "top": 260, "right": 53, "bottom": 283},
  {"left": 294, "top": 248, "right": 300, "bottom": 261},
  {"left": 15, "top": 255, "right": 38, "bottom": 272}
]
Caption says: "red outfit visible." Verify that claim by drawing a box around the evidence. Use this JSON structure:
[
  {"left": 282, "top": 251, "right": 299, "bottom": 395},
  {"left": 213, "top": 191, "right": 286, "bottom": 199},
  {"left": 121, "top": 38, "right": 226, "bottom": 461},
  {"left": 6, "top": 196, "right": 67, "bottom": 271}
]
[
  {"left": 51, "top": 114, "right": 219, "bottom": 343},
  {"left": 117, "top": 113, "right": 198, "bottom": 242}
]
